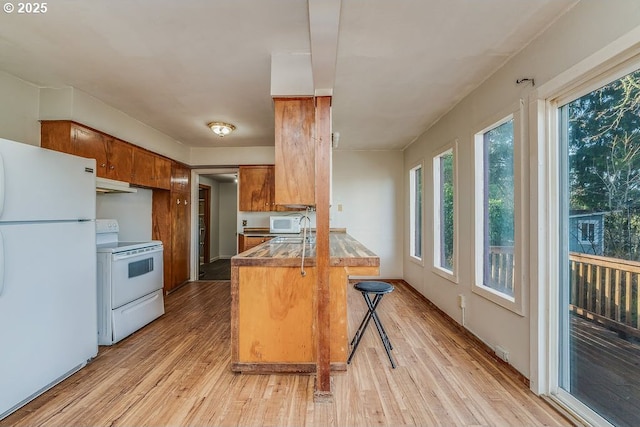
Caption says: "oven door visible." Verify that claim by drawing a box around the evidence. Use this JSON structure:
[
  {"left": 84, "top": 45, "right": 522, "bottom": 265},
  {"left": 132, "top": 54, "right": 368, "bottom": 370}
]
[{"left": 110, "top": 246, "right": 164, "bottom": 309}]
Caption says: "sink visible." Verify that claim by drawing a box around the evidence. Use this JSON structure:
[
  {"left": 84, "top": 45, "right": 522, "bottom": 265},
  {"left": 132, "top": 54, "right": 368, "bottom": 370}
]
[{"left": 271, "top": 235, "right": 316, "bottom": 245}]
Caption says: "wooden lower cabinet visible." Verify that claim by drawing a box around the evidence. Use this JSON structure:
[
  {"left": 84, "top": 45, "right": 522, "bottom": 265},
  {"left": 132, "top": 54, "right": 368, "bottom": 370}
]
[
  {"left": 231, "top": 266, "right": 348, "bottom": 372},
  {"left": 238, "top": 235, "right": 273, "bottom": 252}
]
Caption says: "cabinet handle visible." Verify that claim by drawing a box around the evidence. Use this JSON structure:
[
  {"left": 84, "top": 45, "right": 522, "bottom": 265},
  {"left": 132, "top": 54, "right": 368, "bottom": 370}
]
[
  {"left": 109, "top": 165, "right": 115, "bottom": 170},
  {"left": 177, "top": 199, "right": 181, "bottom": 205},
  {"left": 100, "top": 163, "right": 107, "bottom": 168},
  {"left": 184, "top": 199, "right": 188, "bottom": 206}
]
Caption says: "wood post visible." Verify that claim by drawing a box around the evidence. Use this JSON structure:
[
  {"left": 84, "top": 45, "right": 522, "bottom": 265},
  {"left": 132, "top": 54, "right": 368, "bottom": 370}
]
[{"left": 314, "top": 96, "right": 332, "bottom": 399}]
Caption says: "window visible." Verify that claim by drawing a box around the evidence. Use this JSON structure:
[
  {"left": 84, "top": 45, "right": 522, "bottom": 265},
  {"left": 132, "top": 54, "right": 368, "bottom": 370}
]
[
  {"left": 409, "top": 163, "right": 423, "bottom": 261},
  {"left": 474, "top": 109, "right": 522, "bottom": 313},
  {"left": 577, "top": 220, "right": 596, "bottom": 244},
  {"left": 433, "top": 143, "right": 457, "bottom": 280}
]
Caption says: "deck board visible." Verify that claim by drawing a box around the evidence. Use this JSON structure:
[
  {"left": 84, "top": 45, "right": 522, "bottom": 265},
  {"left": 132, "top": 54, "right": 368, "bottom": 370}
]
[{"left": 570, "top": 315, "right": 640, "bottom": 427}]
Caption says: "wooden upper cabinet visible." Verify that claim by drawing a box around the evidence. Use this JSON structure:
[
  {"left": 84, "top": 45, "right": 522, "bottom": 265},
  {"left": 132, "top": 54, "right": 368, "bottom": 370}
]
[
  {"left": 154, "top": 156, "right": 171, "bottom": 190},
  {"left": 132, "top": 148, "right": 171, "bottom": 190},
  {"left": 274, "top": 97, "right": 316, "bottom": 206},
  {"left": 71, "top": 125, "right": 108, "bottom": 173},
  {"left": 71, "top": 125, "right": 133, "bottom": 181},
  {"left": 41, "top": 121, "right": 74, "bottom": 153},
  {"left": 132, "top": 148, "right": 155, "bottom": 187},
  {"left": 41, "top": 120, "right": 173, "bottom": 189},
  {"left": 105, "top": 137, "right": 133, "bottom": 182},
  {"left": 171, "top": 162, "right": 191, "bottom": 193},
  {"left": 239, "top": 165, "right": 275, "bottom": 211},
  {"left": 41, "top": 121, "right": 133, "bottom": 181}
]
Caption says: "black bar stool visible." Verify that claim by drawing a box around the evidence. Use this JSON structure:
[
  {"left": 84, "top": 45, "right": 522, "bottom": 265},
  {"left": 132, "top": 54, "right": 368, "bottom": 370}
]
[{"left": 347, "top": 281, "right": 396, "bottom": 368}]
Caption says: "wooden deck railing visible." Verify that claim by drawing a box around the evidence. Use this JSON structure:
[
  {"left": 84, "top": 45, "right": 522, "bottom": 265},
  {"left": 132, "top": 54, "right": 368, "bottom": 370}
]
[
  {"left": 488, "top": 246, "right": 514, "bottom": 295},
  {"left": 569, "top": 252, "right": 640, "bottom": 338},
  {"left": 488, "top": 248, "right": 640, "bottom": 338}
]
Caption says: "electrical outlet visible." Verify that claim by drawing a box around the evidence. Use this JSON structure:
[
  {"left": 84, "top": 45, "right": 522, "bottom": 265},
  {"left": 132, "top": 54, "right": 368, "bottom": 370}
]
[
  {"left": 242, "top": 219, "right": 247, "bottom": 226},
  {"left": 458, "top": 294, "right": 465, "bottom": 308}
]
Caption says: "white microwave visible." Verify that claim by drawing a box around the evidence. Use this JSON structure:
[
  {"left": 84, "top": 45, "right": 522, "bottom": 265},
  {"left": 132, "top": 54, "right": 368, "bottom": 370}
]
[{"left": 270, "top": 216, "right": 301, "bottom": 234}]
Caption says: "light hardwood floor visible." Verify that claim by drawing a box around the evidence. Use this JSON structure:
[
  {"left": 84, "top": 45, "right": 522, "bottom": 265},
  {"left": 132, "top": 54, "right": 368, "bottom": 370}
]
[{"left": 1, "top": 280, "right": 572, "bottom": 426}]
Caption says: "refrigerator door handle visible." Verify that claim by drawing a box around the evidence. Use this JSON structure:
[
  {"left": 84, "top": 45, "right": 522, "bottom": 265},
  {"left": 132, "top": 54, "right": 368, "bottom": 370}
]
[
  {"left": 0, "top": 152, "right": 4, "bottom": 217},
  {"left": 0, "top": 230, "right": 4, "bottom": 297}
]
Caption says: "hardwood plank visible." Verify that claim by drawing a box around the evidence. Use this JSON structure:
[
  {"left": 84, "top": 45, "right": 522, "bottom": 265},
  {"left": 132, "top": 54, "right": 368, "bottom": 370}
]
[{"left": 0, "top": 280, "right": 572, "bottom": 427}]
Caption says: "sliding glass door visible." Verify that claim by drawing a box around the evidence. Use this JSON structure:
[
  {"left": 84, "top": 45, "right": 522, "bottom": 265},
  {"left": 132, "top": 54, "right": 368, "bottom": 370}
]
[{"left": 558, "top": 67, "right": 640, "bottom": 427}]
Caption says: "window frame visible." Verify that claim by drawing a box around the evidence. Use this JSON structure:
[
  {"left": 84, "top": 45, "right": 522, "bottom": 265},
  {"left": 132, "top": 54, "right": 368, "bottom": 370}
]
[
  {"left": 409, "top": 161, "right": 424, "bottom": 264},
  {"left": 473, "top": 103, "right": 525, "bottom": 315},
  {"left": 432, "top": 140, "right": 459, "bottom": 283}
]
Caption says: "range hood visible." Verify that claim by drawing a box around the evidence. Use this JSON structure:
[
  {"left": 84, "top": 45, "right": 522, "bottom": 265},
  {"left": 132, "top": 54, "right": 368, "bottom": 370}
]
[{"left": 96, "top": 177, "right": 137, "bottom": 194}]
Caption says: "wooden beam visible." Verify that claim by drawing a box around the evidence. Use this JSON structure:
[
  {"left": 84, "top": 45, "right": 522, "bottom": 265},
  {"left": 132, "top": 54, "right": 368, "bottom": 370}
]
[{"left": 314, "top": 96, "right": 332, "bottom": 399}]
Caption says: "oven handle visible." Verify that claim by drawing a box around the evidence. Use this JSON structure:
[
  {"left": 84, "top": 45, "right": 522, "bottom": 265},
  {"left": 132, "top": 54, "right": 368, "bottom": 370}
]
[{"left": 112, "top": 246, "right": 163, "bottom": 261}]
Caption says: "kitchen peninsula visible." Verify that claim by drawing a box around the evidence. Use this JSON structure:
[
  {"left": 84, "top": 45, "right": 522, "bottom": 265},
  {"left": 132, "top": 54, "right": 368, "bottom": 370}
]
[{"left": 230, "top": 231, "right": 379, "bottom": 373}]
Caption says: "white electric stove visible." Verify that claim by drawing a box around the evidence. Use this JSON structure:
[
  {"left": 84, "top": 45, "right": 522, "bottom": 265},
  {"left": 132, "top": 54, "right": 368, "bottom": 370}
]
[{"left": 96, "top": 219, "right": 165, "bottom": 345}]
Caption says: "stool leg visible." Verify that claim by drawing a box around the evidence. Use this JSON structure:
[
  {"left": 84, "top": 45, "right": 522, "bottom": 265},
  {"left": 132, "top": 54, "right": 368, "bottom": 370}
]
[
  {"left": 347, "top": 293, "right": 376, "bottom": 365},
  {"left": 363, "top": 294, "right": 396, "bottom": 369},
  {"left": 364, "top": 294, "right": 394, "bottom": 351},
  {"left": 369, "top": 304, "right": 396, "bottom": 368}
]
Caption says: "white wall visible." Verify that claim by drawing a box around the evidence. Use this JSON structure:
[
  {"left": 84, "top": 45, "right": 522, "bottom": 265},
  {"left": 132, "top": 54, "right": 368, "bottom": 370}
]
[
  {"left": 190, "top": 146, "right": 275, "bottom": 166},
  {"left": 40, "top": 87, "right": 189, "bottom": 163},
  {"left": 219, "top": 182, "right": 238, "bottom": 258},
  {"left": 332, "top": 150, "right": 403, "bottom": 279},
  {"left": 402, "top": 0, "right": 640, "bottom": 378},
  {"left": 0, "top": 71, "right": 40, "bottom": 146},
  {"left": 96, "top": 189, "right": 153, "bottom": 241}
]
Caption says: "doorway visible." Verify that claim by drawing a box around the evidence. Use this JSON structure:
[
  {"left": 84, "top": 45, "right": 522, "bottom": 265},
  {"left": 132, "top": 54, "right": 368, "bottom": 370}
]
[
  {"left": 194, "top": 169, "right": 238, "bottom": 281},
  {"left": 557, "top": 66, "right": 640, "bottom": 427}
]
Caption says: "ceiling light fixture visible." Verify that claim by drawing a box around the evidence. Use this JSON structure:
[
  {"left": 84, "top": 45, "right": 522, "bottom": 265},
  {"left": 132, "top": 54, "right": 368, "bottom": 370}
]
[{"left": 208, "top": 122, "right": 236, "bottom": 137}]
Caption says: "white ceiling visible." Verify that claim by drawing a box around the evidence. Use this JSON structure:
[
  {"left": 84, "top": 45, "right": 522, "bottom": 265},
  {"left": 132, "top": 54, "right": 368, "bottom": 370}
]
[{"left": 0, "top": 0, "right": 577, "bottom": 151}]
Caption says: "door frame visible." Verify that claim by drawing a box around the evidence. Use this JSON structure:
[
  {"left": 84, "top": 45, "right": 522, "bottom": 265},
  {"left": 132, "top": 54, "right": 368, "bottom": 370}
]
[{"left": 199, "top": 184, "right": 211, "bottom": 265}]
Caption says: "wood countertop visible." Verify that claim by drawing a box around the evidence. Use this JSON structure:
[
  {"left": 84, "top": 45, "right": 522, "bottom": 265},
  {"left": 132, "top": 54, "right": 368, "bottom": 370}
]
[{"left": 232, "top": 232, "right": 379, "bottom": 268}]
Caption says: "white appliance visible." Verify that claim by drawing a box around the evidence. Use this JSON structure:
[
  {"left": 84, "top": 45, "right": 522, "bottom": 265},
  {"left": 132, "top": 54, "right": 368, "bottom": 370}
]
[
  {"left": 269, "top": 215, "right": 302, "bottom": 234},
  {"left": 96, "top": 219, "right": 164, "bottom": 345},
  {"left": 0, "top": 138, "right": 98, "bottom": 420}
]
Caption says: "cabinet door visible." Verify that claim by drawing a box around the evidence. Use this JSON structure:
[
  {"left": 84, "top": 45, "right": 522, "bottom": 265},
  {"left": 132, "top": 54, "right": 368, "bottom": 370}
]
[
  {"left": 171, "top": 163, "right": 190, "bottom": 193},
  {"left": 172, "top": 192, "right": 190, "bottom": 287},
  {"left": 41, "top": 121, "right": 73, "bottom": 154},
  {"left": 131, "top": 148, "right": 156, "bottom": 187},
  {"left": 72, "top": 125, "right": 108, "bottom": 176},
  {"left": 239, "top": 165, "right": 274, "bottom": 211},
  {"left": 132, "top": 149, "right": 172, "bottom": 189},
  {"left": 154, "top": 156, "right": 172, "bottom": 190},
  {"left": 106, "top": 137, "right": 133, "bottom": 182},
  {"left": 274, "top": 97, "right": 315, "bottom": 206},
  {"left": 240, "top": 235, "right": 273, "bottom": 252}
]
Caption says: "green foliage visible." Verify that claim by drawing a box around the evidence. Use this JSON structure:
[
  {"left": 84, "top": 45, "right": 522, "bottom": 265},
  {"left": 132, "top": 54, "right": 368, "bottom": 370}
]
[
  {"left": 567, "top": 69, "right": 640, "bottom": 260},
  {"left": 486, "top": 120, "right": 515, "bottom": 247},
  {"left": 440, "top": 152, "right": 454, "bottom": 269}
]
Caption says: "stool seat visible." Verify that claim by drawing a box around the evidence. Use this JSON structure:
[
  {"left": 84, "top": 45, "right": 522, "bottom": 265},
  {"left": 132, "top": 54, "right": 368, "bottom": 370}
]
[
  {"left": 354, "top": 281, "right": 394, "bottom": 294},
  {"left": 348, "top": 281, "right": 396, "bottom": 368}
]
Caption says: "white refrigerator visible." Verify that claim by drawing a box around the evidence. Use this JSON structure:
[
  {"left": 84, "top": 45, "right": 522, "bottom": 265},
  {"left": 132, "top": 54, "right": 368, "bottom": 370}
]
[{"left": 0, "top": 138, "right": 98, "bottom": 420}]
